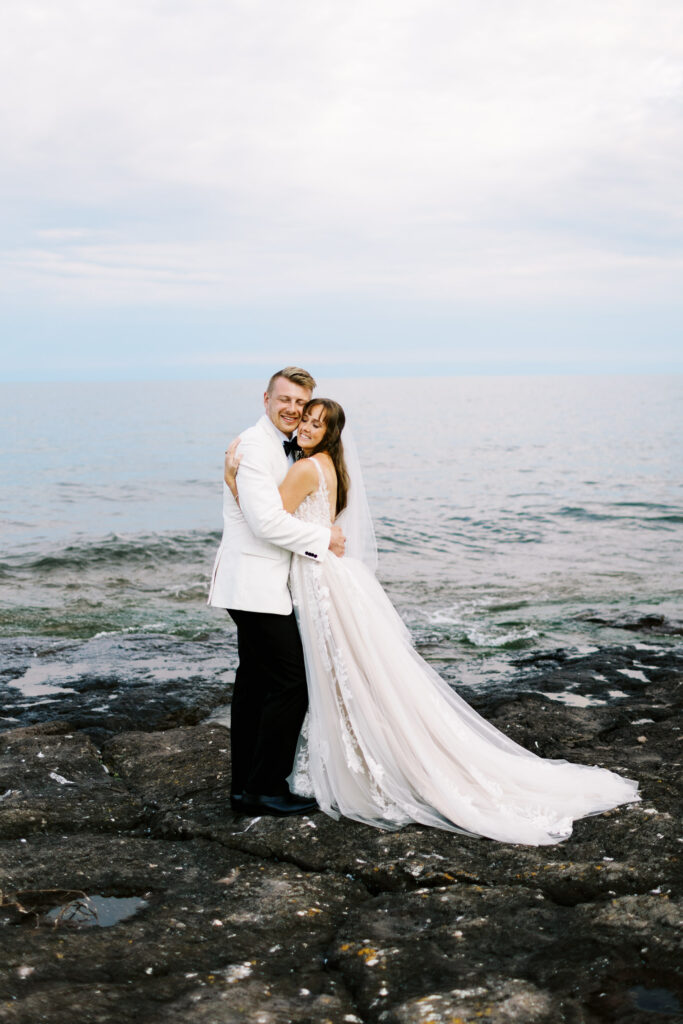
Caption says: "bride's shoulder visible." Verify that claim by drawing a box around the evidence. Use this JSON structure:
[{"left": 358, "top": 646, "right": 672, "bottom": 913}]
[
  {"left": 288, "top": 457, "right": 318, "bottom": 483},
  {"left": 310, "top": 452, "right": 335, "bottom": 476},
  {"left": 310, "top": 451, "right": 333, "bottom": 468}
]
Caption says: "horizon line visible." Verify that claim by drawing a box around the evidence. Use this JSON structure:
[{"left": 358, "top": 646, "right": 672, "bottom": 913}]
[{"left": 2, "top": 366, "right": 682, "bottom": 384}]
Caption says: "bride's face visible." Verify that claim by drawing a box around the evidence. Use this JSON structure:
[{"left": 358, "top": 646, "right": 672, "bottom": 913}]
[{"left": 297, "top": 405, "right": 328, "bottom": 452}]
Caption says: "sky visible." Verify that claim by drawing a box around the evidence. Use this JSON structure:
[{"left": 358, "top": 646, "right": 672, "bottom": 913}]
[{"left": 1, "top": 0, "right": 682, "bottom": 380}]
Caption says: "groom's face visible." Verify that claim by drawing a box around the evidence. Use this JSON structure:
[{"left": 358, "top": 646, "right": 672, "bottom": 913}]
[{"left": 264, "top": 376, "right": 312, "bottom": 437}]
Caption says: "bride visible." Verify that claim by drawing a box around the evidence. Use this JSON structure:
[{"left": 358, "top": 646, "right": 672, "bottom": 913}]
[{"left": 225, "top": 398, "right": 639, "bottom": 845}]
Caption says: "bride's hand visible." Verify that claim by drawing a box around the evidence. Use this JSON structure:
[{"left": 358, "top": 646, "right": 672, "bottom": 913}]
[{"left": 224, "top": 437, "right": 242, "bottom": 498}]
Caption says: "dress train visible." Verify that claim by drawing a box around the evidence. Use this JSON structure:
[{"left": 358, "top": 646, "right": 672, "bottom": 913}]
[{"left": 288, "top": 458, "right": 639, "bottom": 845}]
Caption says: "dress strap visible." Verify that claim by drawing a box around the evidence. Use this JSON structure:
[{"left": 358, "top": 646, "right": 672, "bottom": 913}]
[{"left": 309, "top": 455, "right": 326, "bottom": 486}]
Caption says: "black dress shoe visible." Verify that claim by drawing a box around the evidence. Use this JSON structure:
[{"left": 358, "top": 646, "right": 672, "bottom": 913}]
[
  {"left": 241, "top": 792, "right": 319, "bottom": 817},
  {"left": 230, "top": 793, "right": 245, "bottom": 813}
]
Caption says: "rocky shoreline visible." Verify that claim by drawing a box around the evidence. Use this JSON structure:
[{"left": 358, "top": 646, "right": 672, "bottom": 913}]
[{"left": 1, "top": 645, "right": 682, "bottom": 1023}]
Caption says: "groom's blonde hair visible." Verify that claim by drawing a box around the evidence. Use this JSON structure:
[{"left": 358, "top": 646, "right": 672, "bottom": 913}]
[{"left": 267, "top": 366, "right": 316, "bottom": 394}]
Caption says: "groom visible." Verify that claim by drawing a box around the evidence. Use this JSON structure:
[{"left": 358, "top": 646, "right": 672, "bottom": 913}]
[{"left": 208, "top": 366, "right": 345, "bottom": 816}]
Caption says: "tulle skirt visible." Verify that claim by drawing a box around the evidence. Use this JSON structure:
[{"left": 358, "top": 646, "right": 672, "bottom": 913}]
[{"left": 288, "top": 554, "right": 639, "bottom": 845}]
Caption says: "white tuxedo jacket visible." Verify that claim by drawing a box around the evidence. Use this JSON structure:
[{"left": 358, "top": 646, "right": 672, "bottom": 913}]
[{"left": 207, "top": 415, "right": 331, "bottom": 615}]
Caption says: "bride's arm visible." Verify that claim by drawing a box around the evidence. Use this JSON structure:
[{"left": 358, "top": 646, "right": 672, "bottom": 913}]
[
  {"left": 278, "top": 460, "right": 318, "bottom": 513},
  {"left": 225, "top": 441, "right": 317, "bottom": 514},
  {"left": 224, "top": 438, "right": 242, "bottom": 503}
]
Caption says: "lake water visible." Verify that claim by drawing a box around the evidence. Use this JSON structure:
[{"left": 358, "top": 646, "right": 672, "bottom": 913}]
[{"left": 1, "top": 375, "right": 682, "bottom": 698}]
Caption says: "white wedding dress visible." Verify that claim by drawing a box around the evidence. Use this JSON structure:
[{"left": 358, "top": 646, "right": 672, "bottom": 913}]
[{"left": 289, "top": 458, "right": 640, "bottom": 845}]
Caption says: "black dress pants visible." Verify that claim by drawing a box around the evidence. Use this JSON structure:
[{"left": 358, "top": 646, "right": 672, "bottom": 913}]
[{"left": 227, "top": 608, "right": 309, "bottom": 796}]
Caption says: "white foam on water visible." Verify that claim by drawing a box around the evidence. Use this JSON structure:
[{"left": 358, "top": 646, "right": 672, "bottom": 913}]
[
  {"left": 427, "top": 598, "right": 494, "bottom": 625},
  {"left": 465, "top": 626, "right": 538, "bottom": 648}
]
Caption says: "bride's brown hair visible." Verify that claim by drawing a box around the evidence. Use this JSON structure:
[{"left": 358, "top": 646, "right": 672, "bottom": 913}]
[{"left": 302, "top": 398, "right": 349, "bottom": 516}]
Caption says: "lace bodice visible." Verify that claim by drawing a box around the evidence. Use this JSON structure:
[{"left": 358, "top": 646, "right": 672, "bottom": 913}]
[{"left": 293, "top": 457, "right": 332, "bottom": 529}]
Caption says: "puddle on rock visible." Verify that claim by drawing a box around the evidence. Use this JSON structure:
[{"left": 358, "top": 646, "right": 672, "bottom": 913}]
[
  {"left": 44, "top": 895, "right": 148, "bottom": 928},
  {"left": 541, "top": 691, "right": 607, "bottom": 708},
  {"left": 8, "top": 663, "right": 79, "bottom": 699},
  {"left": 629, "top": 986, "right": 682, "bottom": 1015}
]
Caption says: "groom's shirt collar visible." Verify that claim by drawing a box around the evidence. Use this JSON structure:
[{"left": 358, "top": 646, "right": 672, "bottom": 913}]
[{"left": 261, "top": 414, "right": 297, "bottom": 447}]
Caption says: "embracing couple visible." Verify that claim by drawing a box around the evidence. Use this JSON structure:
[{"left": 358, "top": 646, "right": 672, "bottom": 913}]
[{"left": 209, "top": 366, "right": 639, "bottom": 845}]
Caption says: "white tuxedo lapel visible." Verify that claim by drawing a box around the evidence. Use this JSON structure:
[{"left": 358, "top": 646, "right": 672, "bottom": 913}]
[
  {"left": 207, "top": 413, "right": 331, "bottom": 614},
  {"left": 255, "top": 415, "right": 289, "bottom": 484}
]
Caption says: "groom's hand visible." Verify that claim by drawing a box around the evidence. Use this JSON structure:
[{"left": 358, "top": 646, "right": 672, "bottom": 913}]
[{"left": 329, "top": 525, "right": 345, "bottom": 557}]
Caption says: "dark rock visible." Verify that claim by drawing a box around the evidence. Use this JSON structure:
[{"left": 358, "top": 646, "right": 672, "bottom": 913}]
[
  {"left": 578, "top": 612, "right": 683, "bottom": 636},
  {"left": 0, "top": 634, "right": 236, "bottom": 738},
  {"left": 104, "top": 725, "right": 234, "bottom": 815},
  {"left": 0, "top": 645, "right": 681, "bottom": 1023},
  {"left": 328, "top": 885, "right": 682, "bottom": 1023},
  {"left": 0, "top": 834, "right": 365, "bottom": 1024},
  {"left": 0, "top": 722, "right": 144, "bottom": 840}
]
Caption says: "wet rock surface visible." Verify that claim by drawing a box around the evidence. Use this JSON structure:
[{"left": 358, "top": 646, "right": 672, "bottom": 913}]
[
  {"left": 0, "top": 634, "right": 236, "bottom": 739},
  {"left": 1, "top": 645, "right": 681, "bottom": 1023}
]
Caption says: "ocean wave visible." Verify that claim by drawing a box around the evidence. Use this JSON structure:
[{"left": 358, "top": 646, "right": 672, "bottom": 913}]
[
  {"left": 463, "top": 626, "right": 539, "bottom": 649},
  {"left": 557, "top": 504, "right": 683, "bottom": 525},
  {"left": 91, "top": 622, "right": 168, "bottom": 639},
  {"left": 164, "top": 582, "right": 214, "bottom": 602},
  {"left": 427, "top": 599, "right": 493, "bottom": 625},
  {"left": 0, "top": 600, "right": 217, "bottom": 642},
  {"left": 0, "top": 530, "right": 221, "bottom": 575},
  {"left": 410, "top": 602, "right": 539, "bottom": 650}
]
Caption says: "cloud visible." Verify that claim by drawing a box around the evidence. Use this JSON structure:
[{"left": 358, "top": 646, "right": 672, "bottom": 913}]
[{"left": 1, "top": 0, "right": 682, "bottom": 320}]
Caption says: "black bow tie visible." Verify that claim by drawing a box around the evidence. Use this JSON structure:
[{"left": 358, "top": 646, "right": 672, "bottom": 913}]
[{"left": 283, "top": 438, "right": 300, "bottom": 458}]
